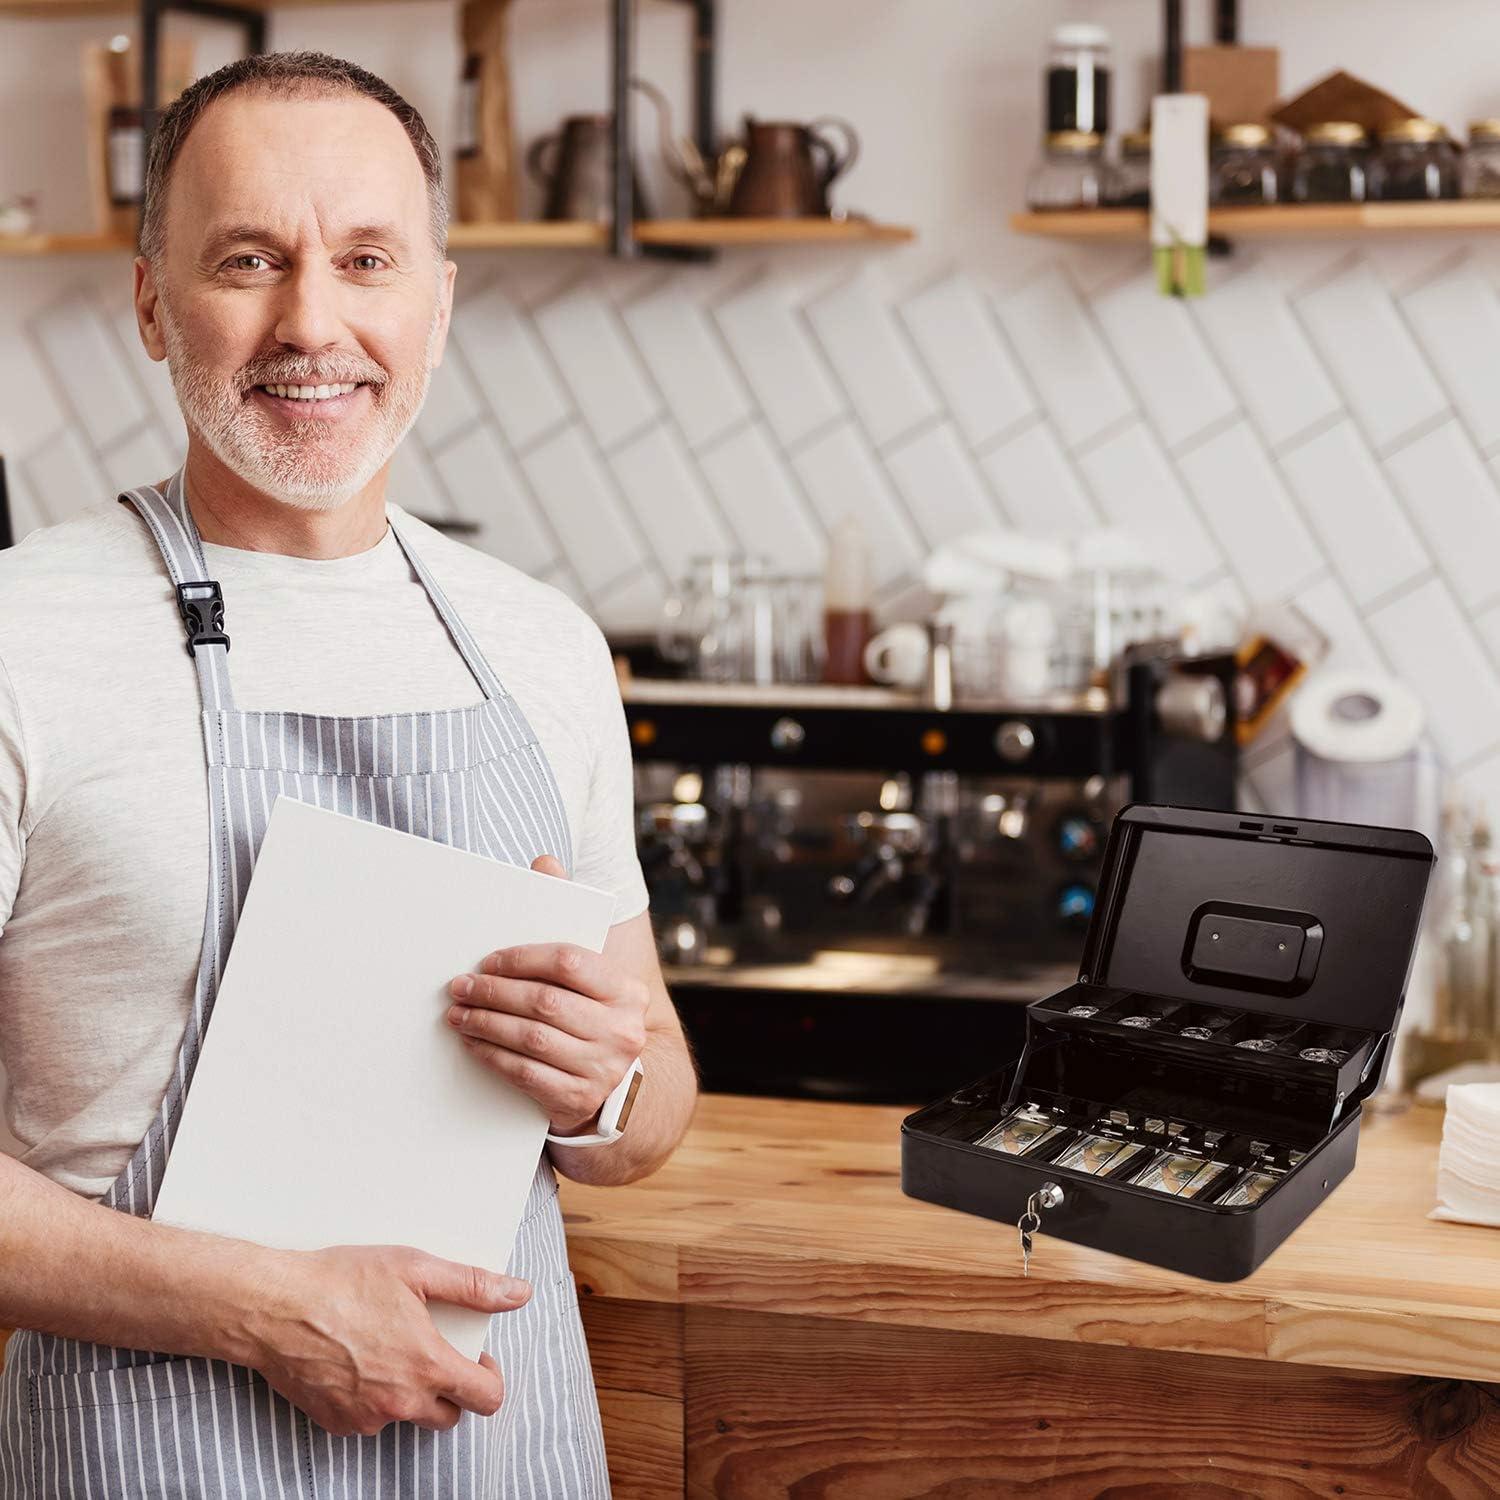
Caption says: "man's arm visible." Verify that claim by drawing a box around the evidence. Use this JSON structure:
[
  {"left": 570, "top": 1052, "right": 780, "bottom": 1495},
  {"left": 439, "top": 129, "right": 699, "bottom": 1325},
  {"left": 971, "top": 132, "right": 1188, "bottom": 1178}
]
[{"left": 0, "top": 1151, "right": 272, "bottom": 1359}]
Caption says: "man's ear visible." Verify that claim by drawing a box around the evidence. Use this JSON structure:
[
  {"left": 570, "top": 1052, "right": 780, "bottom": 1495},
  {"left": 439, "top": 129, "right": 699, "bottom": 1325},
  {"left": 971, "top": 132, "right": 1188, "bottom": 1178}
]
[
  {"left": 429, "top": 259, "right": 458, "bottom": 370},
  {"left": 134, "top": 257, "right": 168, "bottom": 363}
]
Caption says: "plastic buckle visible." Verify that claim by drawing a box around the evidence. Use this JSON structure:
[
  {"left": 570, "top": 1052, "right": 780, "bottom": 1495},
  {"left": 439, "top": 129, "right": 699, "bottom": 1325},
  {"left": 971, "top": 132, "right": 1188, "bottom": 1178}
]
[{"left": 176, "top": 580, "right": 230, "bottom": 656}]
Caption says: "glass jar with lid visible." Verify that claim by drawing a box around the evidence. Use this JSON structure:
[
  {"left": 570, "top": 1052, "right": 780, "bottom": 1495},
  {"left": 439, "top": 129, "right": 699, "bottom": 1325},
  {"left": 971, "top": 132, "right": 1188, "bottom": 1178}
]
[
  {"left": 1210, "top": 122, "right": 1280, "bottom": 205},
  {"left": 1111, "top": 130, "right": 1151, "bottom": 207},
  {"left": 1046, "top": 24, "right": 1110, "bottom": 135},
  {"left": 1371, "top": 118, "right": 1458, "bottom": 201},
  {"left": 1290, "top": 121, "right": 1368, "bottom": 203},
  {"left": 1026, "top": 130, "right": 1115, "bottom": 210},
  {"left": 1463, "top": 120, "right": 1500, "bottom": 199}
]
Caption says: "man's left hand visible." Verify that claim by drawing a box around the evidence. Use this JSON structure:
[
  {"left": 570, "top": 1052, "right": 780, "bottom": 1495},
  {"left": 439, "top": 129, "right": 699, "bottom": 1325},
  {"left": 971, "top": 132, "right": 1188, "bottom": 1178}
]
[{"left": 446, "top": 856, "right": 649, "bottom": 1136}]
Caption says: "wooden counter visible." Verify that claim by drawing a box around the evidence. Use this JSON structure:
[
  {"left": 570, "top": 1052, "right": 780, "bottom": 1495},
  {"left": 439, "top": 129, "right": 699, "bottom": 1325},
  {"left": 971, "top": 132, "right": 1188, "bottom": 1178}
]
[{"left": 560, "top": 1094, "right": 1500, "bottom": 1498}]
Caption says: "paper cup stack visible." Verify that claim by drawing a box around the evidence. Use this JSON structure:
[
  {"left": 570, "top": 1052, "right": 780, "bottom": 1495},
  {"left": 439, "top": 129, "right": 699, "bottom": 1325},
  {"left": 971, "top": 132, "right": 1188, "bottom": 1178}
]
[{"left": 1430, "top": 1083, "right": 1500, "bottom": 1228}]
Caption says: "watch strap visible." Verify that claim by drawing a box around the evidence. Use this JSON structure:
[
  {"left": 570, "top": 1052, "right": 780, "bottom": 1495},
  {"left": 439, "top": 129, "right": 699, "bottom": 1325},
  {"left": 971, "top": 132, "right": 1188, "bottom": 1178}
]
[{"left": 545, "top": 1055, "right": 643, "bottom": 1147}]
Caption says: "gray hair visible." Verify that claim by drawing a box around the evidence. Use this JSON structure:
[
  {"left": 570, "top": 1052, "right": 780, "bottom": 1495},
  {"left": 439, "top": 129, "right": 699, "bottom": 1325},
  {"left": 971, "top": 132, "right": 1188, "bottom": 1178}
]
[{"left": 140, "top": 50, "right": 448, "bottom": 263}]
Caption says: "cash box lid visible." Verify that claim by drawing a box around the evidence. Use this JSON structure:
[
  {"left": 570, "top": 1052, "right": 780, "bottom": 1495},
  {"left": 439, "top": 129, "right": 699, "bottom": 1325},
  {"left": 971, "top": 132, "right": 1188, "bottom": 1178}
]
[{"left": 1077, "top": 805, "right": 1435, "bottom": 1037}]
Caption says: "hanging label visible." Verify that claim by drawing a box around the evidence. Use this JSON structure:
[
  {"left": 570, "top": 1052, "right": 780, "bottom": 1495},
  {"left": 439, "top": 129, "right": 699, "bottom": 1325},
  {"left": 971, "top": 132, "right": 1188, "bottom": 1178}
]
[{"left": 1150, "top": 93, "right": 1208, "bottom": 297}]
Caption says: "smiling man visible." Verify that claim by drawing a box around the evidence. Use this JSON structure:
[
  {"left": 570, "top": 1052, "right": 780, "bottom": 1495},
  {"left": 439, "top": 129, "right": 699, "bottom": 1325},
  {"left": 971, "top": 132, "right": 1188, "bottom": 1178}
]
[{"left": 0, "top": 51, "right": 695, "bottom": 1498}]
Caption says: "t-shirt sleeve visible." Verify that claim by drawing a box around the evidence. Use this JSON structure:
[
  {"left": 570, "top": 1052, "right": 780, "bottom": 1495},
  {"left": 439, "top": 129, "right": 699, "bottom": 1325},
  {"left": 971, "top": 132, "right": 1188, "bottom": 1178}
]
[
  {"left": 0, "top": 654, "right": 28, "bottom": 939},
  {"left": 568, "top": 622, "right": 649, "bottom": 926}
]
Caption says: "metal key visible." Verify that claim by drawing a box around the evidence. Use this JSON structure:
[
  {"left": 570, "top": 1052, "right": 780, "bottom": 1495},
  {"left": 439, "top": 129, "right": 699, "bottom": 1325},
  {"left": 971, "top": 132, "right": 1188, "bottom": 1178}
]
[{"left": 1017, "top": 1183, "right": 1065, "bottom": 1277}]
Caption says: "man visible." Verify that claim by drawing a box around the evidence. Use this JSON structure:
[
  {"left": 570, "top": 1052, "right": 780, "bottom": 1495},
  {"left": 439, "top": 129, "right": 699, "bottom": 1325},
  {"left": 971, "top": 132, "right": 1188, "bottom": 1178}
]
[{"left": 0, "top": 50, "right": 696, "bottom": 1498}]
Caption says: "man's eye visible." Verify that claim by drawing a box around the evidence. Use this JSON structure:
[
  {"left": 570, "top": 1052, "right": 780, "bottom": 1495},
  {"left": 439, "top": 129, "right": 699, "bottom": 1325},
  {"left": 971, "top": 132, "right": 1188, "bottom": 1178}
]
[
  {"left": 230, "top": 254, "right": 268, "bottom": 272},
  {"left": 351, "top": 254, "right": 384, "bottom": 271}
]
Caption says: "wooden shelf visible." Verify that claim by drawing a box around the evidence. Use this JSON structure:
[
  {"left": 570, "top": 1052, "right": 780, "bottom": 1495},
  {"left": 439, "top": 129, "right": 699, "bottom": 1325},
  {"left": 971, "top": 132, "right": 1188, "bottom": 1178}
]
[
  {"left": 0, "top": 231, "right": 135, "bottom": 256},
  {"left": 1011, "top": 202, "right": 1500, "bottom": 240},
  {"left": 445, "top": 221, "right": 607, "bottom": 250},
  {"left": 2, "top": 219, "right": 915, "bottom": 257},
  {"left": 636, "top": 217, "right": 915, "bottom": 246}
]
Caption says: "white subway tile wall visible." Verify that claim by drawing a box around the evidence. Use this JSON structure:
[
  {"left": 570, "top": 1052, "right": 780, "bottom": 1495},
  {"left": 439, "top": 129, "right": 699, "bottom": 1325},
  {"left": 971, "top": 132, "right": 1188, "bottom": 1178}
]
[{"left": 12, "top": 244, "right": 1500, "bottom": 805}]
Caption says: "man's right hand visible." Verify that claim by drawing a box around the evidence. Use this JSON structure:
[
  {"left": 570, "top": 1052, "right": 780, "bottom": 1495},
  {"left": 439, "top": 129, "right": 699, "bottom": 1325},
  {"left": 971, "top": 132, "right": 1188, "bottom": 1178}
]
[{"left": 246, "top": 1245, "right": 531, "bottom": 1435}]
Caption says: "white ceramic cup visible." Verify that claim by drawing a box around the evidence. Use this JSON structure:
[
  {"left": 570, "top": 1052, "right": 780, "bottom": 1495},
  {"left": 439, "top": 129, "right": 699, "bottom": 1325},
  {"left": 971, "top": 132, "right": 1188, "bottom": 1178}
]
[{"left": 863, "top": 622, "right": 929, "bottom": 688}]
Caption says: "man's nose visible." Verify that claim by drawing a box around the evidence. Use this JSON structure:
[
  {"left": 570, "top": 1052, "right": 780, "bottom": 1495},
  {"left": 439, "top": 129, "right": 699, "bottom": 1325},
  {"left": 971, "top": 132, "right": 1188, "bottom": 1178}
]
[{"left": 272, "top": 264, "right": 343, "bottom": 351}]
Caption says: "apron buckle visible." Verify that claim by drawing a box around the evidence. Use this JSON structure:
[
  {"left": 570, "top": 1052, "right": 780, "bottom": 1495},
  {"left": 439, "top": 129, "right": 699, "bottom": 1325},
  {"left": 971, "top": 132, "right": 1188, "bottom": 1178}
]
[{"left": 176, "top": 580, "right": 231, "bottom": 656}]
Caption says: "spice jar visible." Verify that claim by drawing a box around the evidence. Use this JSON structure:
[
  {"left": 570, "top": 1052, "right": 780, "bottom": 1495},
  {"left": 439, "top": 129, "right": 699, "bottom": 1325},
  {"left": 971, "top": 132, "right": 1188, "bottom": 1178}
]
[
  {"left": 1111, "top": 129, "right": 1151, "bottom": 207},
  {"left": 1210, "top": 122, "right": 1279, "bottom": 205},
  {"left": 1046, "top": 23, "right": 1110, "bottom": 135},
  {"left": 1463, "top": 120, "right": 1500, "bottom": 199},
  {"left": 1371, "top": 118, "right": 1458, "bottom": 201},
  {"left": 1290, "top": 121, "right": 1368, "bottom": 203},
  {"left": 1027, "top": 130, "right": 1115, "bottom": 210}
]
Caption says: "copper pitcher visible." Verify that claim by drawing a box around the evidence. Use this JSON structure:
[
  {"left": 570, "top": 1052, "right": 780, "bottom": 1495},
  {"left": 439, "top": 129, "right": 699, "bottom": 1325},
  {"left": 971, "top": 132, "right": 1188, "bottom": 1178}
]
[
  {"left": 728, "top": 116, "right": 859, "bottom": 218},
  {"left": 527, "top": 114, "right": 652, "bottom": 223}
]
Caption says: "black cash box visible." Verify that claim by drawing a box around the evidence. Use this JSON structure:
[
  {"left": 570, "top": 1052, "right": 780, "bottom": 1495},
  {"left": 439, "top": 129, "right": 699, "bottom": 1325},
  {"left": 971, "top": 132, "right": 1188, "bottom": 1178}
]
[{"left": 901, "top": 805, "right": 1435, "bottom": 1282}]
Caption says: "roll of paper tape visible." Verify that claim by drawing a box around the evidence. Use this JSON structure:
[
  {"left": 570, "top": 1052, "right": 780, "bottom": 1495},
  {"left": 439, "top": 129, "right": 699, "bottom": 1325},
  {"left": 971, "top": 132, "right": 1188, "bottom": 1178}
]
[{"left": 1289, "top": 670, "right": 1425, "bottom": 764}]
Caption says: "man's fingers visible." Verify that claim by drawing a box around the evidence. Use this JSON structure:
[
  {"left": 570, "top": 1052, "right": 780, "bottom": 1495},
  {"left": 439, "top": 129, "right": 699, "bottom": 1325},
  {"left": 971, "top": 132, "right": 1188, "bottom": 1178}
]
[
  {"left": 413, "top": 1254, "right": 531, "bottom": 1314},
  {"left": 458, "top": 1034, "right": 587, "bottom": 1113},
  {"left": 474, "top": 943, "right": 622, "bottom": 1006},
  {"left": 478, "top": 1352, "right": 501, "bottom": 1377},
  {"left": 450, "top": 974, "right": 597, "bottom": 1041},
  {"left": 449, "top": 1006, "right": 596, "bottom": 1075},
  {"left": 530, "top": 854, "right": 567, "bottom": 879},
  {"left": 438, "top": 1352, "right": 505, "bottom": 1419}
]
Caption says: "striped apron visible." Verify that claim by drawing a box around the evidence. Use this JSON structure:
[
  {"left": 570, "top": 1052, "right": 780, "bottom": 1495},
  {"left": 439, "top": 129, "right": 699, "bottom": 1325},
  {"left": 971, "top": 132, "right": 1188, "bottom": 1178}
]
[{"left": 0, "top": 472, "right": 612, "bottom": 1499}]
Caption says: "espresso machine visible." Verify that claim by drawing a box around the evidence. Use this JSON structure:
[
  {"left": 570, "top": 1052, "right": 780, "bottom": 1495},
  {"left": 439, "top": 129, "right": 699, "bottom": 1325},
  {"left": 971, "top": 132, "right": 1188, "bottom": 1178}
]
[{"left": 623, "top": 645, "right": 1238, "bottom": 1105}]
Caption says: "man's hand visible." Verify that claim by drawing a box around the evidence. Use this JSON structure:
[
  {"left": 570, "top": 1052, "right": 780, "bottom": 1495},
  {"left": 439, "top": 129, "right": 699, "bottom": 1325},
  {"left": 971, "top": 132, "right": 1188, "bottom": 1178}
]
[
  {"left": 446, "top": 856, "right": 649, "bottom": 1134},
  {"left": 250, "top": 1245, "right": 530, "bottom": 1435}
]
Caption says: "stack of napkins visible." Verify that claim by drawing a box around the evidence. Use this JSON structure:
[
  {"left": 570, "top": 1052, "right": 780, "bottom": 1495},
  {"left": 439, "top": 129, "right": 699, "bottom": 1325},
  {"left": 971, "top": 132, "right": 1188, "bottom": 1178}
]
[{"left": 1430, "top": 1083, "right": 1500, "bottom": 1228}]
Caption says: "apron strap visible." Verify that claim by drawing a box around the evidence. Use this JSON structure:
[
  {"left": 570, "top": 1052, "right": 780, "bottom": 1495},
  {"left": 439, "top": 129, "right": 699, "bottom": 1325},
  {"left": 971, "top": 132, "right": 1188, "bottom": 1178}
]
[
  {"left": 388, "top": 517, "right": 509, "bottom": 703},
  {"left": 118, "top": 470, "right": 236, "bottom": 714}
]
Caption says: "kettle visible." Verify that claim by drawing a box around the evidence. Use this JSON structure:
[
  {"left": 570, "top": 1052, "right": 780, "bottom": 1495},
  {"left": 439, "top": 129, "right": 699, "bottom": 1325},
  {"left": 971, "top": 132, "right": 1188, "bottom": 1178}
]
[{"left": 633, "top": 78, "right": 858, "bottom": 217}]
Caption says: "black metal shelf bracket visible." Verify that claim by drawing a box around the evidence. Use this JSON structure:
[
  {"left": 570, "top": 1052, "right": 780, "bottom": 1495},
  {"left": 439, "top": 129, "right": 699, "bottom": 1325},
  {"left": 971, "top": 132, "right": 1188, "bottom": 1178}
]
[{"left": 610, "top": 0, "right": 717, "bottom": 263}]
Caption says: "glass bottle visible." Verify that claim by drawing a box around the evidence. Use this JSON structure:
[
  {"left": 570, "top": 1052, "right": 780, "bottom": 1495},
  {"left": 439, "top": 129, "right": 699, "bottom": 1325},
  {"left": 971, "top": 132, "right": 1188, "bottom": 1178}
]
[
  {"left": 1027, "top": 131, "right": 1114, "bottom": 210},
  {"left": 1112, "top": 130, "right": 1151, "bottom": 207},
  {"left": 1371, "top": 118, "right": 1458, "bottom": 202},
  {"left": 1211, "top": 122, "right": 1280, "bottom": 205},
  {"left": 1290, "top": 121, "right": 1368, "bottom": 203},
  {"left": 1417, "top": 806, "right": 1497, "bottom": 1079},
  {"left": 1463, "top": 120, "right": 1500, "bottom": 199}
]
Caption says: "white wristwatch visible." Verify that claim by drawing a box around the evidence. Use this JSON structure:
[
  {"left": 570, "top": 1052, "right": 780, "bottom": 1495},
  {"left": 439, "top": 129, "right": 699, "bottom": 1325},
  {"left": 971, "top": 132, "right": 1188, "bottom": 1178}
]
[{"left": 545, "top": 1056, "right": 644, "bottom": 1147}]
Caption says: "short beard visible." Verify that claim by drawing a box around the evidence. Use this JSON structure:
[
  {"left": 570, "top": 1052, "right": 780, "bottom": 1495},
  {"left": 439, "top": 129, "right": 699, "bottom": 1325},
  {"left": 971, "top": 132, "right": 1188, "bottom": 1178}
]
[{"left": 158, "top": 292, "right": 439, "bottom": 513}]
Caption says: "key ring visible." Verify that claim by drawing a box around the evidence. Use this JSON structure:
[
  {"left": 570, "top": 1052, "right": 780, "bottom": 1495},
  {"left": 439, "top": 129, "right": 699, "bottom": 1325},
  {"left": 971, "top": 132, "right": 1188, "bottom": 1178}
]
[{"left": 1017, "top": 1184, "right": 1064, "bottom": 1277}]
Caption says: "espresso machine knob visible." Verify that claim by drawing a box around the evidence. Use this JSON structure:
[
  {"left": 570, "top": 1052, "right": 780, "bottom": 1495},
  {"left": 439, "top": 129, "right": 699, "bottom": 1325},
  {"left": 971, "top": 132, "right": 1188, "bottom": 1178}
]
[
  {"left": 1155, "top": 672, "right": 1227, "bottom": 743},
  {"left": 769, "top": 716, "right": 806, "bottom": 753},
  {"left": 995, "top": 720, "right": 1036, "bottom": 763}
]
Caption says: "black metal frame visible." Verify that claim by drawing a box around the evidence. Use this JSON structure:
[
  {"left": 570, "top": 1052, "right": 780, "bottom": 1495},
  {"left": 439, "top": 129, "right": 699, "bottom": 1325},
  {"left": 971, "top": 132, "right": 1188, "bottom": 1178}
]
[
  {"left": 1163, "top": 0, "right": 1241, "bottom": 92},
  {"left": 611, "top": 0, "right": 717, "bottom": 261},
  {"left": 141, "top": 0, "right": 266, "bottom": 145}
]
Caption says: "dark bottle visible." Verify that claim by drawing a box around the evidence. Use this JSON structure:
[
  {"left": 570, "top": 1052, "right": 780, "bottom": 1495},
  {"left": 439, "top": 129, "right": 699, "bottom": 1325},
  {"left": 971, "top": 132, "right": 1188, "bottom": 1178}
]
[
  {"left": 106, "top": 105, "right": 145, "bottom": 207},
  {"left": 1045, "top": 24, "right": 1111, "bottom": 135}
]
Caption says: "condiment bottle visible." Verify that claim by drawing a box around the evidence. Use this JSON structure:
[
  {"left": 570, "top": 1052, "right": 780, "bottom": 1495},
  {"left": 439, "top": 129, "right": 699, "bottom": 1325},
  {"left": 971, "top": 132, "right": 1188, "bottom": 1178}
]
[{"left": 822, "top": 516, "right": 873, "bottom": 686}]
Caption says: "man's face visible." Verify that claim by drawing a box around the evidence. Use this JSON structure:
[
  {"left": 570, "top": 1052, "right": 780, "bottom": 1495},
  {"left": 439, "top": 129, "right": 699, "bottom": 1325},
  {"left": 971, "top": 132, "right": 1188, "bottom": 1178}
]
[{"left": 140, "top": 89, "right": 454, "bottom": 510}]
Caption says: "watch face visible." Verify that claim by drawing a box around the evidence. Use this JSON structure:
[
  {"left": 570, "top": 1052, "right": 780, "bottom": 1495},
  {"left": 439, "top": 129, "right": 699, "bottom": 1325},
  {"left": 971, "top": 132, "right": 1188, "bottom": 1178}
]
[{"left": 615, "top": 1069, "right": 644, "bottom": 1132}]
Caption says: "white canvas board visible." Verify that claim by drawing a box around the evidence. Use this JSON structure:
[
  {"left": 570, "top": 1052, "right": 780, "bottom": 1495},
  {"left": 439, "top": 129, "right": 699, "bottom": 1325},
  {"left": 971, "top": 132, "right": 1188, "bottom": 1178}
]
[{"left": 153, "top": 796, "right": 615, "bottom": 1359}]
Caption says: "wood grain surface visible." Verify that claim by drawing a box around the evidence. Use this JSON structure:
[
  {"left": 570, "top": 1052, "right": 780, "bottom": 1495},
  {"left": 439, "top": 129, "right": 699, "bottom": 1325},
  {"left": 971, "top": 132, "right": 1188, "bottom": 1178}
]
[
  {"left": 559, "top": 1094, "right": 1500, "bottom": 1386},
  {"left": 680, "top": 1307, "right": 1500, "bottom": 1500}
]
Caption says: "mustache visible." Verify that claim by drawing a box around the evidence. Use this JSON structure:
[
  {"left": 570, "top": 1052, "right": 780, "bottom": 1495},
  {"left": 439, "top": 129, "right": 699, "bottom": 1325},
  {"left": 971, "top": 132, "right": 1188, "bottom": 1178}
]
[{"left": 239, "top": 354, "right": 388, "bottom": 390}]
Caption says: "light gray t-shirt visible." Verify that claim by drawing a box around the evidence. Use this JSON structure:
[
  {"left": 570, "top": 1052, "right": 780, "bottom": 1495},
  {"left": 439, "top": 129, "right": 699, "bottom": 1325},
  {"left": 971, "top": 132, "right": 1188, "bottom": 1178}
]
[{"left": 0, "top": 495, "right": 648, "bottom": 1199}]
